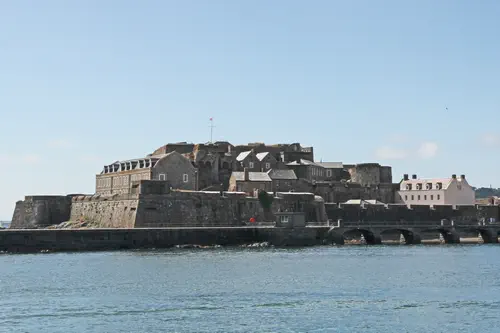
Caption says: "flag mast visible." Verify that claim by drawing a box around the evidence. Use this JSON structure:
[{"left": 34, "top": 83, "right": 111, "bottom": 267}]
[{"left": 209, "top": 117, "right": 214, "bottom": 143}]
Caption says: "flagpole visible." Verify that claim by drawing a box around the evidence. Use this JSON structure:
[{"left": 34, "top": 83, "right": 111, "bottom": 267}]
[{"left": 209, "top": 117, "right": 214, "bottom": 143}]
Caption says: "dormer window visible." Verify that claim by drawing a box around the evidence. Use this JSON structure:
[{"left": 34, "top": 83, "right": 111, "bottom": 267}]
[
  {"left": 436, "top": 182, "right": 442, "bottom": 190},
  {"left": 406, "top": 184, "right": 412, "bottom": 190},
  {"left": 426, "top": 183, "right": 432, "bottom": 190},
  {"left": 416, "top": 183, "right": 422, "bottom": 190}
]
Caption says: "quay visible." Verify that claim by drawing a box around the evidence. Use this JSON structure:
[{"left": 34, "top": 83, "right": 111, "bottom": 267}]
[{"left": 1, "top": 218, "right": 500, "bottom": 253}]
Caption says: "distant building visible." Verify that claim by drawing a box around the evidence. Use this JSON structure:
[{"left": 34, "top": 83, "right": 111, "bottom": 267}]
[
  {"left": 396, "top": 174, "right": 475, "bottom": 205},
  {"left": 286, "top": 159, "right": 326, "bottom": 182},
  {"left": 267, "top": 169, "right": 298, "bottom": 192},
  {"left": 236, "top": 150, "right": 260, "bottom": 171},
  {"left": 316, "top": 162, "right": 350, "bottom": 181},
  {"left": 256, "top": 152, "right": 279, "bottom": 171},
  {"left": 228, "top": 168, "right": 272, "bottom": 193},
  {"left": 0, "top": 221, "right": 10, "bottom": 228},
  {"left": 96, "top": 151, "right": 197, "bottom": 195}
]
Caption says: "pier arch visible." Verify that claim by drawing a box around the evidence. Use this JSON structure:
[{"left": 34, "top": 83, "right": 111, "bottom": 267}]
[
  {"left": 341, "top": 228, "right": 382, "bottom": 245},
  {"left": 421, "top": 228, "right": 460, "bottom": 244},
  {"left": 459, "top": 227, "right": 499, "bottom": 244},
  {"left": 379, "top": 229, "right": 421, "bottom": 245}
]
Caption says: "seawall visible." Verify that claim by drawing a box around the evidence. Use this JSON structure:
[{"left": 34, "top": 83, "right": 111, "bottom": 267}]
[{"left": 0, "top": 227, "right": 327, "bottom": 253}]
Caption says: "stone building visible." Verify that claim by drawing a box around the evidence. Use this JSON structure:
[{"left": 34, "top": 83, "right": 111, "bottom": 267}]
[
  {"left": 228, "top": 168, "right": 272, "bottom": 193},
  {"left": 96, "top": 151, "right": 197, "bottom": 195},
  {"left": 316, "top": 162, "right": 350, "bottom": 181},
  {"left": 233, "top": 142, "right": 314, "bottom": 163},
  {"left": 256, "top": 152, "right": 279, "bottom": 171},
  {"left": 396, "top": 174, "right": 475, "bottom": 206},
  {"left": 236, "top": 150, "right": 260, "bottom": 171},
  {"left": 344, "top": 163, "right": 392, "bottom": 185},
  {"left": 267, "top": 169, "right": 298, "bottom": 192},
  {"left": 286, "top": 159, "right": 326, "bottom": 182}
]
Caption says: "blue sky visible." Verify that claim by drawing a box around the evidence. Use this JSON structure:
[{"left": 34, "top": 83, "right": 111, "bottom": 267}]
[{"left": 1, "top": 0, "right": 499, "bottom": 219}]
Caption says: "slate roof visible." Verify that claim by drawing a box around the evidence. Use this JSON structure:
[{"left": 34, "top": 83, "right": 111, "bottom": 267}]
[
  {"left": 231, "top": 172, "right": 272, "bottom": 182},
  {"left": 236, "top": 151, "right": 253, "bottom": 162},
  {"left": 316, "top": 162, "right": 343, "bottom": 169},
  {"left": 267, "top": 169, "right": 297, "bottom": 180},
  {"left": 344, "top": 199, "right": 385, "bottom": 205},
  {"left": 400, "top": 178, "right": 457, "bottom": 190},
  {"left": 256, "top": 152, "right": 270, "bottom": 161},
  {"left": 286, "top": 159, "right": 323, "bottom": 167}
]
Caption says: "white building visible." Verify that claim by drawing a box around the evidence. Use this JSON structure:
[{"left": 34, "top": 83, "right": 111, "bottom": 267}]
[{"left": 396, "top": 174, "right": 475, "bottom": 206}]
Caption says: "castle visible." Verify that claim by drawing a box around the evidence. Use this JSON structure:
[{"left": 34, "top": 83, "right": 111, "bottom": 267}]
[
  {"left": 95, "top": 141, "right": 396, "bottom": 204},
  {"left": 10, "top": 140, "right": 499, "bottom": 230}
]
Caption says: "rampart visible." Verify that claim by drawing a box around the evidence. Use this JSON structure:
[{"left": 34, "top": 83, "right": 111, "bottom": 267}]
[
  {"left": 11, "top": 196, "right": 73, "bottom": 229},
  {"left": 10, "top": 181, "right": 499, "bottom": 229},
  {"left": 325, "top": 203, "right": 500, "bottom": 223},
  {"left": 11, "top": 181, "right": 327, "bottom": 228}
]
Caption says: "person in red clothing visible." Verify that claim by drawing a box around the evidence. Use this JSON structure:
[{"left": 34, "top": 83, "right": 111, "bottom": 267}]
[{"left": 249, "top": 217, "right": 256, "bottom": 223}]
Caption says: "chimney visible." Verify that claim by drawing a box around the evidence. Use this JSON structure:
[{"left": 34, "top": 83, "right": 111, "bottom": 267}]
[
  {"left": 452, "top": 174, "right": 457, "bottom": 179},
  {"left": 244, "top": 167, "right": 249, "bottom": 181},
  {"left": 460, "top": 174, "right": 465, "bottom": 179},
  {"left": 412, "top": 174, "right": 417, "bottom": 179},
  {"left": 403, "top": 174, "right": 409, "bottom": 181}
]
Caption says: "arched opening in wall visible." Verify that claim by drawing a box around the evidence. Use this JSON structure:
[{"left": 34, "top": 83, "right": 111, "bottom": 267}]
[
  {"left": 420, "top": 228, "right": 461, "bottom": 244},
  {"left": 342, "top": 228, "right": 380, "bottom": 245},
  {"left": 459, "top": 228, "right": 497, "bottom": 244},
  {"left": 222, "top": 162, "right": 229, "bottom": 169},
  {"left": 379, "top": 229, "right": 419, "bottom": 245}
]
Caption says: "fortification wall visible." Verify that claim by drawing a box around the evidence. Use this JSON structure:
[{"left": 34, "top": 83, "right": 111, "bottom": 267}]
[
  {"left": 11, "top": 196, "right": 73, "bottom": 229},
  {"left": 325, "top": 203, "right": 500, "bottom": 222},
  {"left": 135, "top": 191, "right": 325, "bottom": 228},
  {"left": 70, "top": 195, "right": 139, "bottom": 228},
  {"left": 64, "top": 190, "right": 326, "bottom": 228}
]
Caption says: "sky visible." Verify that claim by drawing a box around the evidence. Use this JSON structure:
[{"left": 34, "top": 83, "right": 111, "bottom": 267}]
[{"left": 1, "top": 0, "right": 500, "bottom": 219}]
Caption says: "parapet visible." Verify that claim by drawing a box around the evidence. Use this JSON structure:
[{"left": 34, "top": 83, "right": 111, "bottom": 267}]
[{"left": 324, "top": 203, "right": 500, "bottom": 222}]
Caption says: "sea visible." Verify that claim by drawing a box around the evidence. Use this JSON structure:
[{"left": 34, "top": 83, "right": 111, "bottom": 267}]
[{"left": 0, "top": 245, "right": 499, "bottom": 333}]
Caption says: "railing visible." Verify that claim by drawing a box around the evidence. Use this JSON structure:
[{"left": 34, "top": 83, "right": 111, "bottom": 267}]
[{"left": 329, "top": 219, "right": 498, "bottom": 229}]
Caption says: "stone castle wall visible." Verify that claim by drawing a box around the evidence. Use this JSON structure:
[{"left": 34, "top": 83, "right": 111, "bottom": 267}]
[
  {"left": 11, "top": 188, "right": 499, "bottom": 229},
  {"left": 325, "top": 203, "right": 500, "bottom": 222},
  {"left": 70, "top": 195, "right": 139, "bottom": 228},
  {"left": 11, "top": 196, "right": 73, "bottom": 229}
]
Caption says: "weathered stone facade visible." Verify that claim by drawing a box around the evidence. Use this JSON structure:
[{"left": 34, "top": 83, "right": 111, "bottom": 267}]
[
  {"left": 96, "top": 151, "right": 196, "bottom": 194},
  {"left": 228, "top": 169, "right": 273, "bottom": 193},
  {"left": 11, "top": 196, "right": 74, "bottom": 229}
]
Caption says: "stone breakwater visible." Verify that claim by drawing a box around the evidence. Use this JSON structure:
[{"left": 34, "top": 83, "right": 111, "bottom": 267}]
[{"left": 0, "top": 227, "right": 326, "bottom": 253}]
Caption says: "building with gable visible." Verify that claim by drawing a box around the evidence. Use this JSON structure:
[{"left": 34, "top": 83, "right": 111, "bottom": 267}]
[
  {"left": 96, "top": 151, "right": 197, "bottom": 195},
  {"left": 396, "top": 174, "right": 475, "bottom": 205}
]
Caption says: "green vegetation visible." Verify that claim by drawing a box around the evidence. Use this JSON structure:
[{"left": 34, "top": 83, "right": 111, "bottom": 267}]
[
  {"left": 257, "top": 190, "right": 274, "bottom": 210},
  {"left": 474, "top": 187, "right": 500, "bottom": 199}
]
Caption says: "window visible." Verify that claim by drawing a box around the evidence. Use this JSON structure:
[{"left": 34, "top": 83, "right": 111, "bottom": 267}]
[
  {"left": 437, "top": 194, "right": 440, "bottom": 200},
  {"left": 430, "top": 195, "right": 434, "bottom": 200},
  {"left": 411, "top": 195, "right": 414, "bottom": 200},
  {"left": 183, "top": 174, "right": 189, "bottom": 183},
  {"left": 280, "top": 215, "right": 289, "bottom": 223},
  {"left": 406, "top": 184, "right": 412, "bottom": 190},
  {"left": 159, "top": 173, "right": 166, "bottom": 181},
  {"left": 436, "top": 182, "right": 442, "bottom": 190},
  {"left": 417, "top": 195, "right": 420, "bottom": 200},
  {"left": 405, "top": 195, "right": 408, "bottom": 200},
  {"left": 426, "top": 183, "right": 432, "bottom": 190},
  {"left": 265, "top": 163, "right": 270, "bottom": 169},
  {"left": 416, "top": 183, "right": 422, "bottom": 190},
  {"left": 249, "top": 162, "right": 254, "bottom": 169},
  {"left": 327, "top": 169, "right": 332, "bottom": 177},
  {"left": 424, "top": 195, "right": 427, "bottom": 200}
]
